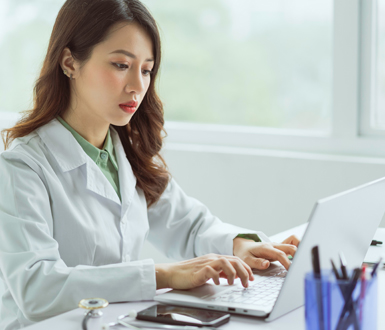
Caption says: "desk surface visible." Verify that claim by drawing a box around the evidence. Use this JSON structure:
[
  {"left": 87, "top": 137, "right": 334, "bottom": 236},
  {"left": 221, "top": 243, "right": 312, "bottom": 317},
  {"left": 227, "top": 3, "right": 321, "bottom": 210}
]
[{"left": 24, "top": 224, "right": 385, "bottom": 330}]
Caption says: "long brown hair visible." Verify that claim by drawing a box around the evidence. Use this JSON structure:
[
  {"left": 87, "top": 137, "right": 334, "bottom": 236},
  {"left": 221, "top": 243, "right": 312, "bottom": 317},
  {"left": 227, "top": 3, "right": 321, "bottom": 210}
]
[{"left": 1, "top": 0, "right": 169, "bottom": 207}]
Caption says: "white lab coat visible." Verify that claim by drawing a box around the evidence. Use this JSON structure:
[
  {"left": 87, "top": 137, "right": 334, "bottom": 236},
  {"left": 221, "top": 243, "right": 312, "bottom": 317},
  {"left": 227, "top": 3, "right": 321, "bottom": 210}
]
[{"left": 0, "top": 118, "right": 268, "bottom": 330}]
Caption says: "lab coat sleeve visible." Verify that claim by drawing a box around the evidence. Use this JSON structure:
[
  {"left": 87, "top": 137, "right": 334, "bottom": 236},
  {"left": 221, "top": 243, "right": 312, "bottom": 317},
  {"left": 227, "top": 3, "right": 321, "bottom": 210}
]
[
  {"left": 147, "top": 178, "right": 270, "bottom": 261},
  {"left": 0, "top": 151, "right": 156, "bottom": 322}
]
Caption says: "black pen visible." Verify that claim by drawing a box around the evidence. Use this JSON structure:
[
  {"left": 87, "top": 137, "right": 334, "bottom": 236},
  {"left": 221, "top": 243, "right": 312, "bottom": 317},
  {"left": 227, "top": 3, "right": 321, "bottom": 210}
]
[
  {"left": 339, "top": 252, "right": 349, "bottom": 280},
  {"left": 312, "top": 246, "right": 321, "bottom": 278},
  {"left": 371, "top": 257, "right": 383, "bottom": 278},
  {"left": 311, "top": 246, "right": 325, "bottom": 330},
  {"left": 331, "top": 259, "right": 341, "bottom": 280},
  {"left": 371, "top": 239, "right": 383, "bottom": 246}
]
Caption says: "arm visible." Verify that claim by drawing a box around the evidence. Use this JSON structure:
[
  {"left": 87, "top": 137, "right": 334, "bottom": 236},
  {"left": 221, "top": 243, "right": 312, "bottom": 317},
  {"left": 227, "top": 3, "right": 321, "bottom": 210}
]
[
  {"left": 0, "top": 152, "right": 156, "bottom": 322},
  {"left": 147, "top": 178, "right": 299, "bottom": 272},
  {"left": 147, "top": 178, "right": 269, "bottom": 260}
]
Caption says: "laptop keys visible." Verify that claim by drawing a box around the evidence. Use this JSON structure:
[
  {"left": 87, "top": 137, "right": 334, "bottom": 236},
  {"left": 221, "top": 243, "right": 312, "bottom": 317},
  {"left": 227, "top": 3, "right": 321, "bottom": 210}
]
[{"left": 207, "top": 269, "right": 287, "bottom": 307}]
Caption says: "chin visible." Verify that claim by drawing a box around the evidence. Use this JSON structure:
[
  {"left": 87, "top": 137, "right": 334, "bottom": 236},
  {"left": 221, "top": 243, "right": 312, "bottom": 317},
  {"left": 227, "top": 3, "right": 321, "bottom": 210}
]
[{"left": 109, "top": 114, "right": 133, "bottom": 127}]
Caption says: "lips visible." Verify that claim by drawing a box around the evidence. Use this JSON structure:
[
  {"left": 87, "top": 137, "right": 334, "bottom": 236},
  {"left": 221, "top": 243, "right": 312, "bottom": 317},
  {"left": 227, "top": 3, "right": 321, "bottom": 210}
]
[
  {"left": 119, "top": 101, "right": 138, "bottom": 107},
  {"left": 119, "top": 101, "right": 138, "bottom": 114}
]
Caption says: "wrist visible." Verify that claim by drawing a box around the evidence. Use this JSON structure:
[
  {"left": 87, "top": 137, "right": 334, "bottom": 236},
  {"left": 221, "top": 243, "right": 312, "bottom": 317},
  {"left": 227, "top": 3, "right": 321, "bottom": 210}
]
[
  {"left": 155, "top": 263, "right": 171, "bottom": 289},
  {"left": 233, "top": 237, "right": 252, "bottom": 256}
]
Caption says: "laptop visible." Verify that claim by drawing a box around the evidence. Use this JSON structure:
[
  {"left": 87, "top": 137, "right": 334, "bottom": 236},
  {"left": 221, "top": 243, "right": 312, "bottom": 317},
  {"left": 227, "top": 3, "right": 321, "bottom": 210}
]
[{"left": 155, "top": 177, "right": 385, "bottom": 321}]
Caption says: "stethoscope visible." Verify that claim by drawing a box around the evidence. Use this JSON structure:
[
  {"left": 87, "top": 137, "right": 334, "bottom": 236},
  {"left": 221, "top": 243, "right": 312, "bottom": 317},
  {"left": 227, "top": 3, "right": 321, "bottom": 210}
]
[
  {"left": 79, "top": 298, "right": 139, "bottom": 330},
  {"left": 79, "top": 298, "right": 109, "bottom": 330}
]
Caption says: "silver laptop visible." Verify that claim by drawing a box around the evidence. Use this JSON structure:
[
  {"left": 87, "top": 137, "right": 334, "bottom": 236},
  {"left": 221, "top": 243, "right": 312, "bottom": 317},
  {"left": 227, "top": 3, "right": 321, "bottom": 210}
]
[{"left": 155, "top": 177, "right": 385, "bottom": 321}]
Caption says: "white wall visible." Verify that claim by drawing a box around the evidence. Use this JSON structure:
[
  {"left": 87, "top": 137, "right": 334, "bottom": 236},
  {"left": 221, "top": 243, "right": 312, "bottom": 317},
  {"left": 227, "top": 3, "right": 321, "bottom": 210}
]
[{"left": 139, "top": 144, "right": 385, "bottom": 263}]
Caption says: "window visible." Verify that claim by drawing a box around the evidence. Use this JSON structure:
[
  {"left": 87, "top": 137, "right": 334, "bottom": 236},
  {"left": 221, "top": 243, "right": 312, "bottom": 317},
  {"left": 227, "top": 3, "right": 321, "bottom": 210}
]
[
  {"left": 374, "top": 0, "right": 385, "bottom": 129},
  {"left": 1, "top": 0, "right": 333, "bottom": 133},
  {"left": 0, "top": 0, "right": 65, "bottom": 115},
  {"left": 142, "top": 0, "right": 333, "bottom": 132},
  {"left": 2, "top": 1, "right": 385, "bottom": 158}
]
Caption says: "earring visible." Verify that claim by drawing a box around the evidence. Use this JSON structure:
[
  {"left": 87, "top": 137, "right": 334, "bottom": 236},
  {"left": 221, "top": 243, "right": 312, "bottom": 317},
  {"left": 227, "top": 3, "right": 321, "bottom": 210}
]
[
  {"left": 70, "top": 73, "right": 73, "bottom": 81},
  {"left": 63, "top": 69, "right": 68, "bottom": 76}
]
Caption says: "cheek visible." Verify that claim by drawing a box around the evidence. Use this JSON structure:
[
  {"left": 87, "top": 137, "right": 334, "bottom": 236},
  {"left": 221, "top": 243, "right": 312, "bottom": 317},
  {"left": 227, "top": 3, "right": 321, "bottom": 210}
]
[
  {"left": 85, "top": 67, "right": 122, "bottom": 99},
  {"left": 101, "top": 69, "right": 122, "bottom": 88}
]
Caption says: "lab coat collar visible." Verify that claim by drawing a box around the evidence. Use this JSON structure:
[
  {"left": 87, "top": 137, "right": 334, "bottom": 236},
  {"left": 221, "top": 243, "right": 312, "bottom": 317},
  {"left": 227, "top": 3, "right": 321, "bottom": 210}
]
[
  {"left": 110, "top": 127, "right": 137, "bottom": 217},
  {"left": 36, "top": 119, "right": 88, "bottom": 172},
  {"left": 37, "top": 119, "right": 137, "bottom": 209}
]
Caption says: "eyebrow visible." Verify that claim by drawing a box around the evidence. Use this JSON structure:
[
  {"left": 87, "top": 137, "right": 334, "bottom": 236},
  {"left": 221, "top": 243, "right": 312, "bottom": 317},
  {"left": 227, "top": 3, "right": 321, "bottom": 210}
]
[{"left": 109, "top": 49, "right": 154, "bottom": 62}]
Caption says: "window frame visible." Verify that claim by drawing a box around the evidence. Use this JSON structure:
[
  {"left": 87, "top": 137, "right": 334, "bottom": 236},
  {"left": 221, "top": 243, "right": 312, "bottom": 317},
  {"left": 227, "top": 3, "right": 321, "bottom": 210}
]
[
  {"left": 163, "top": 0, "right": 385, "bottom": 158},
  {"left": 359, "top": 0, "right": 385, "bottom": 137}
]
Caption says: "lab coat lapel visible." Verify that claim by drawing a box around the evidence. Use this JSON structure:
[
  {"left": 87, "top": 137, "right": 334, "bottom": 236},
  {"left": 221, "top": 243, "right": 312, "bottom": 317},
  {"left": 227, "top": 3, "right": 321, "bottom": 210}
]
[
  {"left": 84, "top": 159, "right": 121, "bottom": 205},
  {"left": 37, "top": 119, "right": 121, "bottom": 205},
  {"left": 110, "top": 128, "right": 137, "bottom": 219}
]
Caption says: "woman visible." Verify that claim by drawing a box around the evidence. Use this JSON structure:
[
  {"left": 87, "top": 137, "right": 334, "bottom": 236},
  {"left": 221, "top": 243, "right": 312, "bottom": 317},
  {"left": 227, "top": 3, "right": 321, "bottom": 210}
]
[{"left": 0, "top": 0, "right": 299, "bottom": 329}]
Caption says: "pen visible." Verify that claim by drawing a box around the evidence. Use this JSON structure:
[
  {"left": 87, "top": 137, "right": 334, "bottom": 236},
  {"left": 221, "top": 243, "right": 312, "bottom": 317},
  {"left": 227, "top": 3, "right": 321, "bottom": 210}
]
[
  {"left": 370, "top": 239, "right": 383, "bottom": 246},
  {"left": 312, "top": 246, "right": 321, "bottom": 278},
  {"left": 371, "top": 257, "right": 383, "bottom": 278},
  {"left": 311, "top": 246, "right": 325, "bottom": 330},
  {"left": 339, "top": 252, "right": 349, "bottom": 280},
  {"left": 331, "top": 259, "right": 341, "bottom": 280},
  {"left": 359, "top": 265, "right": 366, "bottom": 325}
]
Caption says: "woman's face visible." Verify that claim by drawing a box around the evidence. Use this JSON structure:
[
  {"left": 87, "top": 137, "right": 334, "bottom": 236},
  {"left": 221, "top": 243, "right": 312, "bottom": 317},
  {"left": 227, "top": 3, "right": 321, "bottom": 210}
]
[{"left": 68, "top": 22, "right": 154, "bottom": 127}]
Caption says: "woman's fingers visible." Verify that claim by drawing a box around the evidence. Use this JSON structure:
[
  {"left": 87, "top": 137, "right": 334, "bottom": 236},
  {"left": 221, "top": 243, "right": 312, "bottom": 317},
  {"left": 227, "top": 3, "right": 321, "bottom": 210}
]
[
  {"left": 214, "top": 258, "right": 237, "bottom": 285},
  {"left": 265, "top": 245, "right": 295, "bottom": 270},
  {"left": 196, "top": 257, "right": 250, "bottom": 287},
  {"left": 247, "top": 257, "right": 270, "bottom": 270},
  {"left": 281, "top": 235, "right": 300, "bottom": 247},
  {"left": 193, "top": 265, "right": 221, "bottom": 286},
  {"left": 168, "top": 254, "right": 258, "bottom": 290},
  {"left": 226, "top": 258, "right": 250, "bottom": 287},
  {"left": 213, "top": 257, "right": 252, "bottom": 287},
  {"left": 273, "top": 243, "right": 297, "bottom": 257},
  {"left": 274, "top": 250, "right": 291, "bottom": 270}
]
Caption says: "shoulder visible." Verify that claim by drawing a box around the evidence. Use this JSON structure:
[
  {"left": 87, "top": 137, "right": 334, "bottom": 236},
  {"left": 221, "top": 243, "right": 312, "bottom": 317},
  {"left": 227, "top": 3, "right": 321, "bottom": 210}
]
[{"left": 1, "top": 129, "right": 46, "bottom": 173}]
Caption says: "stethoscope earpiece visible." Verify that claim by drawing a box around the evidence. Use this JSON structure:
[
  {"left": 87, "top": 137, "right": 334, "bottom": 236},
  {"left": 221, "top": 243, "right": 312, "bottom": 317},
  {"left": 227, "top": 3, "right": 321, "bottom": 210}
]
[{"left": 128, "top": 309, "right": 138, "bottom": 319}]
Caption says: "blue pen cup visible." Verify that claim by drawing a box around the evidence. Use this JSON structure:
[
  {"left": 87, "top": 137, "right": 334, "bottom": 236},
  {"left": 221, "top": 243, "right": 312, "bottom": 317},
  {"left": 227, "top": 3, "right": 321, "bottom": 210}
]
[{"left": 305, "top": 270, "right": 377, "bottom": 330}]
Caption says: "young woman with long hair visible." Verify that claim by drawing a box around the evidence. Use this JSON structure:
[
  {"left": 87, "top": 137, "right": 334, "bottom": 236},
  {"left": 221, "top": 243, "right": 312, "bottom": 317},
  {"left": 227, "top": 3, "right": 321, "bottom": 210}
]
[{"left": 0, "top": 1, "right": 299, "bottom": 329}]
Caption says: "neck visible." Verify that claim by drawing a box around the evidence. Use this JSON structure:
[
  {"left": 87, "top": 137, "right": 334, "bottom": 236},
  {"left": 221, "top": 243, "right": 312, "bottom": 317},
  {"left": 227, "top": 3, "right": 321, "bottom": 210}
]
[{"left": 61, "top": 108, "right": 109, "bottom": 149}]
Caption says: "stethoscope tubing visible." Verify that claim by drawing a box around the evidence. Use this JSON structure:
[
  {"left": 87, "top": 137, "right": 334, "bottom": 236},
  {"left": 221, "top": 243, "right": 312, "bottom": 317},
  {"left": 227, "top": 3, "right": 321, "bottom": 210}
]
[{"left": 82, "top": 311, "right": 93, "bottom": 330}]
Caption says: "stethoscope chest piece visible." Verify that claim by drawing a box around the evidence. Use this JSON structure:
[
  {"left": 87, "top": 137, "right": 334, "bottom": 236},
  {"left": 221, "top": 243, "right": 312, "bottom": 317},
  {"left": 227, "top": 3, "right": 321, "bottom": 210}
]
[{"left": 79, "top": 298, "right": 109, "bottom": 317}]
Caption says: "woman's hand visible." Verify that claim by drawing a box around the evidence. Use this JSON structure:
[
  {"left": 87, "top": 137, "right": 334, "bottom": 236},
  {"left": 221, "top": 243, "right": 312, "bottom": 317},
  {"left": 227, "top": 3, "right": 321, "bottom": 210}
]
[
  {"left": 281, "top": 235, "right": 300, "bottom": 246},
  {"left": 155, "top": 254, "right": 254, "bottom": 290},
  {"left": 233, "top": 235, "right": 300, "bottom": 271}
]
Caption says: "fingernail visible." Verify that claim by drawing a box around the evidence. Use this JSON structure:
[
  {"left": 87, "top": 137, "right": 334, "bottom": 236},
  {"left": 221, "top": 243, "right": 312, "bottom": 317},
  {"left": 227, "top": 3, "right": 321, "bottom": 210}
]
[{"left": 262, "top": 261, "right": 269, "bottom": 267}]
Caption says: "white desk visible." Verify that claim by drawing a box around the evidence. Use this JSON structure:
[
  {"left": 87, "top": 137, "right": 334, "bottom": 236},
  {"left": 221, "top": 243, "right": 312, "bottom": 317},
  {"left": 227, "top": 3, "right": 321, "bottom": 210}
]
[{"left": 24, "top": 224, "right": 385, "bottom": 330}]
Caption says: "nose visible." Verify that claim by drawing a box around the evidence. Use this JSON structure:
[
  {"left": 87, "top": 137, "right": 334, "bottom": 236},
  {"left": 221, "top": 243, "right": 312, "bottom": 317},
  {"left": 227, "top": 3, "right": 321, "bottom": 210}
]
[{"left": 125, "top": 68, "right": 145, "bottom": 95}]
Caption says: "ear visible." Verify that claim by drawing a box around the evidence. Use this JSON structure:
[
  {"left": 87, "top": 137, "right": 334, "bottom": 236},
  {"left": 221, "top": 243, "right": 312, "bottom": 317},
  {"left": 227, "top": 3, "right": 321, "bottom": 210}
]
[{"left": 60, "top": 47, "right": 76, "bottom": 79}]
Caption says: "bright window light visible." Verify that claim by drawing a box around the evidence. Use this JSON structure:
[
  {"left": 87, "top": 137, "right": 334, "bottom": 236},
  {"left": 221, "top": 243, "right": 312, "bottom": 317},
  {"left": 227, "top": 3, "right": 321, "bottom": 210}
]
[{"left": 143, "top": 0, "right": 333, "bottom": 131}]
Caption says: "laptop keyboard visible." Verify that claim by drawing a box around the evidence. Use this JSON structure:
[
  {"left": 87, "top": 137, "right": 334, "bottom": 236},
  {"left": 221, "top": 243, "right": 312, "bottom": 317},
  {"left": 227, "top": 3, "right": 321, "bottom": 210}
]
[{"left": 206, "top": 268, "right": 287, "bottom": 307}]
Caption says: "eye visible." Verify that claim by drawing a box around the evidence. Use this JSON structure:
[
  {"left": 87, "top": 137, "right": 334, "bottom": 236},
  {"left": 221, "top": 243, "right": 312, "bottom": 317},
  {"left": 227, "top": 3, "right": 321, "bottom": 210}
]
[
  {"left": 112, "top": 63, "right": 128, "bottom": 70},
  {"left": 142, "top": 69, "right": 153, "bottom": 76}
]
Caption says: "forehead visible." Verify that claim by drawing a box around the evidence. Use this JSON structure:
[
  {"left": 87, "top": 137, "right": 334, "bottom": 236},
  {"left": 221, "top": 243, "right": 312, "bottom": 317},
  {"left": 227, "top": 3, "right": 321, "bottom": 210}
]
[{"left": 94, "top": 22, "right": 154, "bottom": 59}]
